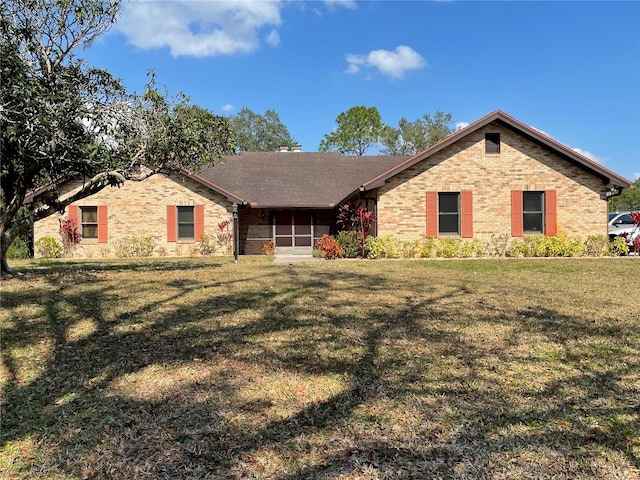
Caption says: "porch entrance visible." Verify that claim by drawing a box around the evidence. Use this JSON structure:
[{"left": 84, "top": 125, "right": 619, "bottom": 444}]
[{"left": 274, "top": 212, "right": 313, "bottom": 255}]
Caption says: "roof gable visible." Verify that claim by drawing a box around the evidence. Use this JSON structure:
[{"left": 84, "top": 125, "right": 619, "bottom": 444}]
[{"left": 361, "top": 110, "right": 632, "bottom": 191}]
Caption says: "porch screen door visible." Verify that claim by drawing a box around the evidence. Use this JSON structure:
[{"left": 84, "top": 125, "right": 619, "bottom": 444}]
[{"left": 274, "top": 213, "right": 313, "bottom": 255}]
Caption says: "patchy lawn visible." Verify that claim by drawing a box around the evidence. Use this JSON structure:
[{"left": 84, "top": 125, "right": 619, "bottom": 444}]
[{"left": 1, "top": 257, "right": 639, "bottom": 479}]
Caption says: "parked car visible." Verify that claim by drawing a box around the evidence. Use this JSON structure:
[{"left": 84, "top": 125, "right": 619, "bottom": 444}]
[{"left": 608, "top": 211, "right": 640, "bottom": 251}]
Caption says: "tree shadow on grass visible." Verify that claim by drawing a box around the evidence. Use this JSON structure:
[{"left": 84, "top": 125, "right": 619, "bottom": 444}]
[{"left": 1, "top": 260, "right": 638, "bottom": 479}]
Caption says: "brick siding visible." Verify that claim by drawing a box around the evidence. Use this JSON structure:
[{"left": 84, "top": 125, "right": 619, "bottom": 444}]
[
  {"left": 34, "top": 173, "right": 233, "bottom": 258},
  {"left": 376, "top": 122, "right": 609, "bottom": 241}
]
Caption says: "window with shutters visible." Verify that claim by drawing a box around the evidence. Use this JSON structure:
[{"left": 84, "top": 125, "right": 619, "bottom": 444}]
[
  {"left": 485, "top": 133, "right": 500, "bottom": 154},
  {"left": 438, "top": 193, "right": 460, "bottom": 235},
  {"left": 177, "top": 206, "right": 195, "bottom": 240},
  {"left": 80, "top": 206, "right": 98, "bottom": 239},
  {"left": 523, "top": 191, "right": 545, "bottom": 233}
]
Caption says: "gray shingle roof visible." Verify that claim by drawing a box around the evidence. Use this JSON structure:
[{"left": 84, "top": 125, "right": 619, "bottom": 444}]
[{"left": 196, "top": 152, "right": 408, "bottom": 208}]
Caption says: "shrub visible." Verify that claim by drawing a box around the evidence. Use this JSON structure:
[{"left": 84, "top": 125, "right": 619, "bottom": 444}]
[
  {"left": 314, "top": 234, "right": 343, "bottom": 260},
  {"left": 7, "top": 237, "right": 30, "bottom": 259},
  {"left": 508, "top": 235, "right": 587, "bottom": 258},
  {"left": 609, "top": 236, "right": 629, "bottom": 256},
  {"left": 199, "top": 233, "right": 218, "bottom": 256},
  {"left": 261, "top": 239, "right": 276, "bottom": 256},
  {"left": 35, "top": 237, "right": 64, "bottom": 258},
  {"left": 112, "top": 236, "right": 156, "bottom": 258},
  {"left": 418, "top": 237, "right": 437, "bottom": 258},
  {"left": 366, "top": 236, "right": 400, "bottom": 259},
  {"left": 335, "top": 230, "right": 362, "bottom": 258},
  {"left": 584, "top": 235, "right": 610, "bottom": 257},
  {"left": 400, "top": 239, "right": 422, "bottom": 259},
  {"left": 487, "top": 233, "right": 510, "bottom": 257}
]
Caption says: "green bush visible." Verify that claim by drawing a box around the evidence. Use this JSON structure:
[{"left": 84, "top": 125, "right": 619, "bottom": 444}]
[
  {"left": 113, "top": 236, "right": 156, "bottom": 258},
  {"left": 609, "top": 236, "right": 629, "bottom": 256},
  {"left": 508, "top": 235, "right": 587, "bottom": 258},
  {"left": 335, "top": 230, "right": 362, "bottom": 258},
  {"left": 434, "top": 238, "right": 485, "bottom": 258},
  {"left": 400, "top": 239, "right": 421, "bottom": 258},
  {"left": 366, "top": 236, "right": 401, "bottom": 259},
  {"left": 418, "top": 237, "right": 437, "bottom": 258},
  {"left": 7, "top": 237, "right": 30, "bottom": 259},
  {"left": 35, "top": 237, "right": 64, "bottom": 258}
]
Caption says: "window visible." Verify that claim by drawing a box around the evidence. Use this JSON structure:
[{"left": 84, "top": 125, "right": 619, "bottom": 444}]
[
  {"left": 438, "top": 193, "right": 460, "bottom": 235},
  {"left": 80, "top": 206, "right": 98, "bottom": 239},
  {"left": 485, "top": 133, "right": 500, "bottom": 154},
  {"left": 426, "top": 191, "right": 473, "bottom": 238},
  {"left": 523, "top": 192, "right": 544, "bottom": 233},
  {"left": 177, "top": 206, "right": 195, "bottom": 240}
]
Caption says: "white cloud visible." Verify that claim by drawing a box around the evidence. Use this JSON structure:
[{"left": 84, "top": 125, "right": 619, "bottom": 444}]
[
  {"left": 115, "top": 0, "right": 283, "bottom": 57},
  {"left": 572, "top": 147, "right": 605, "bottom": 164},
  {"left": 632, "top": 171, "right": 640, "bottom": 181},
  {"left": 266, "top": 29, "right": 280, "bottom": 47},
  {"left": 345, "top": 46, "right": 426, "bottom": 79},
  {"left": 530, "top": 126, "right": 552, "bottom": 138},
  {"left": 324, "top": 0, "right": 357, "bottom": 10},
  {"left": 455, "top": 121, "right": 469, "bottom": 131},
  {"left": 221, "top": 104, "right": 235, "bottom": 112}
]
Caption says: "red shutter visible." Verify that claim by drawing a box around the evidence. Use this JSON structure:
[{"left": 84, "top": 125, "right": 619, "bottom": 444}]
[
  {"left": 67, "top": 205, "right": 78, "bottom": 223},
  {"left": 461, "top": 191, "right": 473, "bottom": 238},
  {"left": 425, "top": 192, "right": 438, "bottom": 238},
  {"left": 167, "top": 205, "right": 177, "bottom": 242},
  {"left": 511, "top": 190, "right": 523, "bottom": 237},
  {"left": 545, "top": 190, "right": 557, "bottom": 236},
  {"left": 97, "top": 205, "right": 108, "bottom": 243},
  {"left": 194, "top": 205, "right": 205, "bottom": 241}
]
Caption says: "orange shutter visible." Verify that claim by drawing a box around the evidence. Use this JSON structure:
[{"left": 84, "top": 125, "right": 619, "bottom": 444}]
[
  {"left": 194, "top": 205, "right": 205, "bottom": 241},
  {"left": 545, "top": 190, "right": 557, "bottom": 236},
  {"left": 461, "top": 191, "right": 473, "bottom": 238},
  {"left": 67, "top": 205, "right": 78, "bottom": 223},
  {"left": 97, "top": 205, "right": 108, "bottom": 243},
  {"left": 167, "top": 206, "right": 177, "bottom": 242},
  {"left": 511, "top": 190, "right": 523, "bottom": 237},
  {"left": 425, "top": 192, "right": 438, "bottom": 238}
]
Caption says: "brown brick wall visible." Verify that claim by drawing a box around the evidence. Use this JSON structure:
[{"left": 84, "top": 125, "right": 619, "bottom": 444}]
[
  {"left": 376, "top": 122, "right": 609, "bottom": 241},
  {"left": 34, "top": 173, "right": 234, "bottom": 258}
]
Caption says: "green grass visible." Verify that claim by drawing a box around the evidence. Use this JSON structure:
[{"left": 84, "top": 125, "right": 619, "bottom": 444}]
[{"left": 1, "top": 256, "right": 639, "bottom": 479}]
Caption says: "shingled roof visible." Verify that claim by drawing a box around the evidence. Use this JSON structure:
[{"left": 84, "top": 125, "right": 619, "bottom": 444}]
[{"left": 194, "top": 152, "right": 408, "bottom": 208}]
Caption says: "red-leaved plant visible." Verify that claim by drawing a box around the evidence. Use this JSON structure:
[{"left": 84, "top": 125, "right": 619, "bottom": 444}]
[
  {"left": 618, "top": 212, "right": 640, "bottom": 253},
  {"left": 337, "top": 201, "right": 377, "bottom": 255},
  {"left": 59, "top": 217, "right": 79, "bottom": 257},
  {"left": 217, "top": 218, "right": 233, "bottom": 255}
]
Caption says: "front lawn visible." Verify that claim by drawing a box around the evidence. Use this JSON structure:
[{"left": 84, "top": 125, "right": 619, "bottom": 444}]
[{"left": 1, "top": 257, "right": 639, "bottom": 479}]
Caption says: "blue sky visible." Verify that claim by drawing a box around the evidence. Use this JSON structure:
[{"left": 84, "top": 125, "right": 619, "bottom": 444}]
[{"left": 84, "top": 0, "right": 640, "bottom": 181}]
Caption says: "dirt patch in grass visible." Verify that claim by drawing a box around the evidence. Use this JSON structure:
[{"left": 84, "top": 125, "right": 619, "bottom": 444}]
[{"left": 1, "top": 257, "right": 639, "bottom": 479}]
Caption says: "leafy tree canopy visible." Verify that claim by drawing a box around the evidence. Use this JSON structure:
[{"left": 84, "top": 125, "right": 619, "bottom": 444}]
[
  {"left": 319, "top": 106, "right": 386, "bottom": 156},
  {"left": 609, "top": 178, "right": 640, "bottom": 212},
  {"left": 229, "top": 107, "right": 296, "bottom": 152},
  {"left": 380, "top": 110, "right": 454, "bottom": 156},
  {"left": 0, "top": 0, "right": 235, "bottom": 274}
]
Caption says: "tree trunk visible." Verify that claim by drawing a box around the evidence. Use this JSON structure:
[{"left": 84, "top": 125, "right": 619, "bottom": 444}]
[{"left": 0, "top": 237, "right": 15, "bottom": 276}]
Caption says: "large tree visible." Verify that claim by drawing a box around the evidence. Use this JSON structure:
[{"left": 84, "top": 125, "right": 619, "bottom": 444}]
[
  {"left": 229, "top": 107, "right": 296, "bottom": 152},
  {"left": 319, "top": 106, "right": 387, "bottom": 156},
  {"left": 1, "top": 0, "right": 234, "bottom": 274},
  {"left": 380, "top": 110, "right": 454, "bottom": 156}
]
